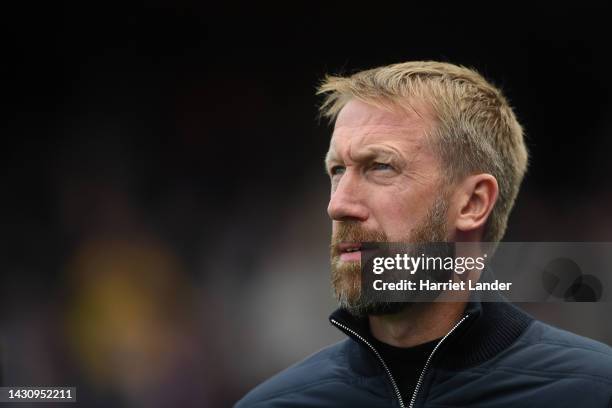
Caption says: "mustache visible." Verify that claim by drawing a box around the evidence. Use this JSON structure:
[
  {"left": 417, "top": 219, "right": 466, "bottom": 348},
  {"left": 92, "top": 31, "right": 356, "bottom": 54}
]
[{"left": 330, "top": 222, "right": 387, "bottom": 256}]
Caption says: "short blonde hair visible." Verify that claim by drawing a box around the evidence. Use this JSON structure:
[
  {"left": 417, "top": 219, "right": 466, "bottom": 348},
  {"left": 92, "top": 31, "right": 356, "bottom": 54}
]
[{"left": 317, "top": 61, "right": 528, "bottom": 242}]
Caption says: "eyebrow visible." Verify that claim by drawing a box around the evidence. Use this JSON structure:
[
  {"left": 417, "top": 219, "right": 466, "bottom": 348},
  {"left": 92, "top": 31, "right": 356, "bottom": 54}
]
[
  {"left": 324, "top": 146, "right": 404, "bottom": 171},
  {"left": 353, "top": 146, "right": 403, "bottom": 165}
]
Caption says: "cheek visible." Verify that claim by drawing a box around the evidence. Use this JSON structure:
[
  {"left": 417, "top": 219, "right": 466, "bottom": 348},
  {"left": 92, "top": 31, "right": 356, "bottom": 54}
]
[
  {"left": 369, "top": 194, "right": 420, "bottom": 238},
  {"left": 374, "top": 182, "right": 441, "bottom": 234}
]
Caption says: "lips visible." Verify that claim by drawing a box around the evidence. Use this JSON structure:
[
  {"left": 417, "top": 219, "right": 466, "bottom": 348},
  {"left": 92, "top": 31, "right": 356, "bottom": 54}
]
[{"left": 338, "top": 242, "right": 362, "bottom": 262}]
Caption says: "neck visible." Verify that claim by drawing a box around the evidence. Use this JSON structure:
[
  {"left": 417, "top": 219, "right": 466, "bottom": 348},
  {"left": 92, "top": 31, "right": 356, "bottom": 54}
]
[{"left": 368, "top": 301, "right": 467, "bottom": 348}]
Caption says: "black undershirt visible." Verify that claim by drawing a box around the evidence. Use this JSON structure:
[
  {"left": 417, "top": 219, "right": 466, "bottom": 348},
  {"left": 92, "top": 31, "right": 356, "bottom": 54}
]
[{"left": 369, "top": 335, "right": 441, "bottom": 404}]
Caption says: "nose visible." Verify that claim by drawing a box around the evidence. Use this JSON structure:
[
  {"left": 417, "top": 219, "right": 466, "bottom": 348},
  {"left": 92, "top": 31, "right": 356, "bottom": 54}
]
[{"left": 327, "top": 170, "right": 369, "bottom": 222}]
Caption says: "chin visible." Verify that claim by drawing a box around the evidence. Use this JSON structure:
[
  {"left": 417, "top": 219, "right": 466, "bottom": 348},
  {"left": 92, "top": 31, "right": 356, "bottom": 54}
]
[{"left": 342, "top": 301, "right": 410, "bottom": 318}]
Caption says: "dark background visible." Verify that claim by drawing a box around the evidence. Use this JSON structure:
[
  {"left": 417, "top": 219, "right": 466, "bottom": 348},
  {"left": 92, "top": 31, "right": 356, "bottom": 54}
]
[{"left": 4, "top": 4, "right": 612, "bottom": 407}]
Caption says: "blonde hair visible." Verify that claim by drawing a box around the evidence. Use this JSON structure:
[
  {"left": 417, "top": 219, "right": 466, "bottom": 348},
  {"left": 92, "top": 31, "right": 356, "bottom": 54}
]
[{"left": 317, "top": 61, "right": 528, "bottom": 242}]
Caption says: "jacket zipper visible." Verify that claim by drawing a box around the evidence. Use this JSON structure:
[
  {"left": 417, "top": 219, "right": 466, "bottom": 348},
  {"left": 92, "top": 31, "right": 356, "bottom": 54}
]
[
  {"left": 330, "top": 319, "right": 406, "bottom": 407},
  {"left": 408, "top": 314, "right": 470, "bottom": 408},
  {"left": 331, "top": 314, "right": 470, "bottom": 408}
]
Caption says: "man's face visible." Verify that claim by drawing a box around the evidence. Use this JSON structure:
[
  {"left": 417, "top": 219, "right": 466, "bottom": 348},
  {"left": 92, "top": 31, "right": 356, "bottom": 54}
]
[{"left": 325, "top": 99, "right": 451, "bottom": 315}]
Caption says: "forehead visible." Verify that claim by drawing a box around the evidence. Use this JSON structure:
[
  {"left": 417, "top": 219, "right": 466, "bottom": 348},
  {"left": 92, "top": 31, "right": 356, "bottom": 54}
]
[{"left": 329, "top": 99, "right": 433, "bottom": 154}]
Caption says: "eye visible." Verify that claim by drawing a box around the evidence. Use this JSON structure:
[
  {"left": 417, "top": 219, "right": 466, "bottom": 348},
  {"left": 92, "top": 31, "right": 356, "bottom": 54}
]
[
  {"left": 330, "top": 165, "right": 346, "bottom": 176},
  {"left": 371, "top": 162, "right": 393, "bottom": 171}
]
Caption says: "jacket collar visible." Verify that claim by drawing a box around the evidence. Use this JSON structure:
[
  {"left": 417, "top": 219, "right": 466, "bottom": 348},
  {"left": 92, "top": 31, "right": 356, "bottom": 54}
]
[{"left": 329, "top": 279, "right": 533, "bottom": 370}]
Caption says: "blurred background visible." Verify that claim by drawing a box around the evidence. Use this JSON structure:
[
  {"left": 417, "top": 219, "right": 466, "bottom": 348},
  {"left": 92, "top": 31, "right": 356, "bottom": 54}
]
[{"left": 4, "top": 3, "right": 612, "bottom": 407}]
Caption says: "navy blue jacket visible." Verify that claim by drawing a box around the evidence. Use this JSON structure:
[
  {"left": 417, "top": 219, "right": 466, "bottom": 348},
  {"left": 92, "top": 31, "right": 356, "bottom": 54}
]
[{"left": 236, "top": 299, "right": 612, "bottom": 407}]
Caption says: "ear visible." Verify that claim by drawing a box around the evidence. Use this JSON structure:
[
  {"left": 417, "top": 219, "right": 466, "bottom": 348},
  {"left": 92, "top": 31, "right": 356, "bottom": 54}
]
[{"left": 453, "top": 174, "right": 499, "bottom": 235}]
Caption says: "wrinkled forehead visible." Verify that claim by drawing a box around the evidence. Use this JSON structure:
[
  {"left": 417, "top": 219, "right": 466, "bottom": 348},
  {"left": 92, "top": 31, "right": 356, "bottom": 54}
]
[{"left": 329, "top": 99, "right": 434, "bottom": 153}]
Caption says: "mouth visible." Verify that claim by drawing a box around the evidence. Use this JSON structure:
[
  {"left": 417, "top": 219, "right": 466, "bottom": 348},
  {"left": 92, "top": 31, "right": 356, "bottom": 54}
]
[{"left": 337, "top": 242, "right": 362, "bottom": 262}]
